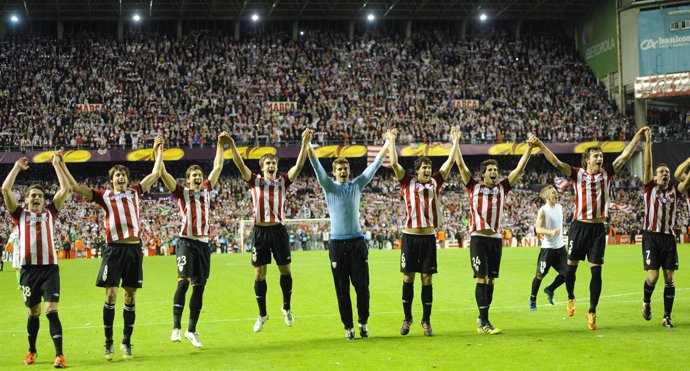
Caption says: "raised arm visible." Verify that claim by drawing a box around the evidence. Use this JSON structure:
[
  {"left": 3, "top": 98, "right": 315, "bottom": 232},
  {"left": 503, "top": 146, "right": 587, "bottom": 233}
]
[
  {"left": 612, "top": 126, "right": 648, "bottom": 173},
  {"left": 454, "top": 129, "right": 472, "bottom": 184},
  {"left": 288, "top": 129, "right": 313, "bottom": 182},
  {"left": 51, "top": 152, "right": 72, "bottom": 210},
  {"left": 355, "top": 129, "right": 396, "bottom": 187},
  {"left": 60, "top": 157, "right": 93, "bottom": 200},
  {"left": 388, "top": 129, "right": 405, "bottom": 181},
  {"left": 534, "top": 136, "right": 571, "bottom": 176},
  {"left": 439, "top": 126, "right": 460, "bottom": 180},
  {"left": 642, "top": 127, "right": 653, "bottom": 185},
  {"left": 678, "top": 163, "right": 690, "bottom": 195},
  {"left": 535, "top": 208, "right": 560, "bottom": 236},
  {"left": 208, "top": 131, "right": 231, "bottom": 187},
  {"left": 227, "top": 136, "right": 252, "bottom": 182},
  {"left": 2, "top": 158, "right": 28, "bottom": 213},
  {"left": 140, "top": 136, "right": 164, "bottom": 192},
  {"left": 507, "top": 139, "right": 535, "bottom": 186},
  {"left": 674, "top": 157, "right": 690, "bottom": 182},
  {"left": 307, "top": 145, "right": 331, "bottom": 187},
  {"left": 160, "top": 158, "right": 177, "bottom": 192}
]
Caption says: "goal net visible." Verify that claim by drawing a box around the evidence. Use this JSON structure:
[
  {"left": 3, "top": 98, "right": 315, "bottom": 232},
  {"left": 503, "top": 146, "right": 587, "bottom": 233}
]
[{"left": 238, "top": 218, "right": 331, "bottom": 252}]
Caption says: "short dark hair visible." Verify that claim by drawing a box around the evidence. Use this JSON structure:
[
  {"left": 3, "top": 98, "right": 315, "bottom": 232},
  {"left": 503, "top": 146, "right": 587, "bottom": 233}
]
[
  {"left": 655, "top": 163, "right": 669, "bottom": 172},
  {"left": 581, "top": 146, "right": 603, "bottom": 168},
  {"left": 108, "top": 165, "right": 130, "bottom": 182},
  {"left": 414, "top": 157, "right": 432, "bottom": 171},
  {"left": 25, "top": 184, "right": 46, "bottom": 198},
  {"left": 480, "top": 159, "right": 498, "bottom": 175}
]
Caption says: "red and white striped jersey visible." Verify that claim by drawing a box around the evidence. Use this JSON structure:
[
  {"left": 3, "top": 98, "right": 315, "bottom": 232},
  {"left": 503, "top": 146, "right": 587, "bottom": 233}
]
[
  {"left": 92, "top": 184, "right": 143, "bottom": 243},
  {"left": 11, "top": 204, "right": 59, "bottom": 266},
  {"left": 399, "top": 173, "right": 444, "bottom": 229},
  {"left": 643, "top": 181, "right": 680, "bottom": 235},
  {"left": 466, "top": 178, "right": 511, "bottom": 234},
  {"left": 569, "top": 165, "right": 615, "bottom": 220},
  {"left": 172, "top": 180, "right": 212, "bottom": 237},
  {"left": 246, "top": 173, "right": 292, "bottom": 224}
]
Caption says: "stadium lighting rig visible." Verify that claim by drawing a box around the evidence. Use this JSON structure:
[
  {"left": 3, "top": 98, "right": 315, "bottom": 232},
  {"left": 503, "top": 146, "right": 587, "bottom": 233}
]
[
  {"left": 132, "top": 14, "right": 141, "bottom": 22},
  {"left": 367, "top": 14, "right": 375, "bottom": 22},
  {"left": 479, "top": 13, "right": 488, "bottom": 21},
  {"left": 10, "top": 15, "right": 19, "bottom": 23},
  {"left": 251, "top": 14, "right": 260, "bottom": 22}
]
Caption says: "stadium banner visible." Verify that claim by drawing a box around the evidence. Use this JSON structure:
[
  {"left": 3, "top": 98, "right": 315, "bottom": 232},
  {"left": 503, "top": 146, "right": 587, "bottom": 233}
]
[
  {"left": 74, "top": 103, "right": 105, "bottom": 112},
  {"left": 575, "top": 0, "right": 618, "bottom": 78},
  {"left": 634, "top": 71, "right": 690, "bottom": 98},
  {"left": 264, "top": 101, "right": 298, "bottom": 112},
  {"left": 450, "top": 99, "right": 479, "bottom": 110},
  {"left": 638, "top": 5, "right": 690, "bottom": 76},
  {"left": 3, "top": 141, "right": 643, "bottom": 164}
]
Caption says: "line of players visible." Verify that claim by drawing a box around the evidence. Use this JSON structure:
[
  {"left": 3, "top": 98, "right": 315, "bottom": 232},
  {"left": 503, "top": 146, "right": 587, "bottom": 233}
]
[{"left": 4, "top": 125, "right": 684, "bottom": 368}]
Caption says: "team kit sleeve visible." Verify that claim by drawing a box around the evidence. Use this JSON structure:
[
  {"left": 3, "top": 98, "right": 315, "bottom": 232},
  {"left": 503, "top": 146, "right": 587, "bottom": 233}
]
[
  {"left": 432, "top": 172, "right": 445, "bottom": 190},
  {"left": 568, "top": 166, "right": 580, "bottom": 180},
  {"left": 245, "top": 173, "right": 258, "bottom": 188},
  {"left": 500, "top": 178, "right": 512, "bottom": 193},
  {"left": 281, "top": 173, "right": 292, "bottom": 189},
  {"left": 203, "top": 179, "right": 212, "bottom": 190},
  {"left": 9, "top": 206, "right": 23, "bottom": 225},
  {"left": 355, "top": 155, "right": 384, "bottom": 188},
  {"left": 309, "top": 155, "right": 333, "bottom": 188},
  {"left": 91, "top": 189, "right": 106, "bottom": 206},
  {"left": 465, "top": 177, "right": 477, "bottom": 190},
  {"left": 131, "top": 183, "right": 144, "bottom": 197},
  {"left": 171, "top": 183, "right": 185, "bottom": 200}
]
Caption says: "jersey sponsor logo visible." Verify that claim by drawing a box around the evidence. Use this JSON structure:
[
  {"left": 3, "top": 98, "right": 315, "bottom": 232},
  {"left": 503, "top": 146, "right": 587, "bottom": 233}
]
[
  {"left": 415, "top": 183, "right": 436, "bottom": 191},
  {"left": 110, "top": 193, "right": 135, "bottom": 200},
  {"left": 656, "top": 192, "right": 675, "bottom": 204},
  {"left": 26, "top": 215, "right": 49, "bottom": 223},
  {"left": 583, "top": 174, "right": 603, "bottom": 184},
  {"left": 479, "top": 187, "right": 500, "bottom": 195}
]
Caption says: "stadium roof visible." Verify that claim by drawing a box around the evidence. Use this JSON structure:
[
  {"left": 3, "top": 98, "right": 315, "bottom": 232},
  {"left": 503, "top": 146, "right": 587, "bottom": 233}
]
[{"left": 1, "top": 0, "right": 603, "bottom": 21}]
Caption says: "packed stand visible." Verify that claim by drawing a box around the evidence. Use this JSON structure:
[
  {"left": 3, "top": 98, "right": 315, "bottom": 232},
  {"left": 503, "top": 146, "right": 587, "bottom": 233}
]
[{"left": 0, "top": 28, "right": 636, "bottom": 151}]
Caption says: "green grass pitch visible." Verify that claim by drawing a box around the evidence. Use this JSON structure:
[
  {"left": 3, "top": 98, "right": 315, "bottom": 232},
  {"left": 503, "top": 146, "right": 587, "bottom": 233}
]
[{"left": 0, "top": 245, "right": 687, "bottom": 370}]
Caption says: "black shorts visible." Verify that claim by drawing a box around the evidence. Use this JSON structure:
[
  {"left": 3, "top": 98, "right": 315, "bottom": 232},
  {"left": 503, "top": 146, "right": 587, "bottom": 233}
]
[
  {"left": 642, "top": 231, "right": 679, "bottom": 271},
  {"left": 176, "top": 237, "right": 212, "bottom": 286},
  {"left": 535, "top": 246, "right": 567, "bottom": 277},
  {"left": 251, "top": 224, "right": 291, "bottom": 267},
  {"left": 567, "top": 221, "right": 606, "bottom": 264},
  {"left": 97, "top": 243, "right": 143, "bottom": 288},
  {"left": 20, "top": 265, "right": 60, "bottom": 308},
  {"left": 400, "top": 233, "right": 437, "bottom": 274},
  {"left": 470, "top": 236, "right": 502, "bottom": 278}
]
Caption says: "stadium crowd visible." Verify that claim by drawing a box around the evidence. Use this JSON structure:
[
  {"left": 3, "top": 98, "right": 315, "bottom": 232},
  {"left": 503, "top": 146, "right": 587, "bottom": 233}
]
[
  {"left": 2, "top": 162, "right": 684, "bottom": 258},
  {"left": 0, "top": 28, "right": 639, "bottom": 150}
]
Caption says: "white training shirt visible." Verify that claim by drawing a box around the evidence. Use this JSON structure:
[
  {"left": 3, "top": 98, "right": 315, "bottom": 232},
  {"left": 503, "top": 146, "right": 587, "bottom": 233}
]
[{"left": 540, "top": 203, "right": 563, "bottom": 249}]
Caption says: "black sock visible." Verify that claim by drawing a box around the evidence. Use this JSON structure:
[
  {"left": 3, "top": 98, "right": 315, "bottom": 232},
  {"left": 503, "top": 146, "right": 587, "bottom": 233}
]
[
  {"left": 664, "top": 282, "right": 675, "bottom": 317},
  {"left": 565, "top": 265, "right": 578, "bottom": 299},
  {"left": 255, "top": 280, "right": 268, "bottom": 316},
  {"left": 643, "top": 279, "right": 655, "bottom": 304},
  {"left": 103, "top": 302, "right": 115, "bottom": 345},
  {"left": 402, "top": 282, "right": 414, "bottom": 321},
  {"left": 487, "top": 283, "right": 495, "bottom": 306},
  {"left": 475, "top": 283, "right": 488, "bottom": 323},
  {"left": 123, "top": 303, "right": 135, "bottom": 345},
  {"left": 530, "top": 277, "right": 542, "bottom": 301},
  {"left": 548, "top": 274, "right": 566, "bottom": 292},
  {"left": 589, "top": 266, "right": 602, "bottom": 313},
  {"left": 46, "top": 311, "right": 63, "bottom": 356},
  {"left": 421, "top": 285, "right": 432, "bottom": 323},
  {"left": 173, "top": 280, "right": 190, "bottom": 329},
  {"left": 27, "top": 315, "right": 40, "bottom": 353},
  {"left": 188, "top": 285, "right": 205, "bottom": 333},
  {"left": 280, "top": 274, "right": 293, "bottom": 311}
]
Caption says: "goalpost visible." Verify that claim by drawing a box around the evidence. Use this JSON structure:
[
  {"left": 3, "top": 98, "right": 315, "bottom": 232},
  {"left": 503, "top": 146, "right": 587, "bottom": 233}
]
[{"left": 238, "top": 218, "right": 331, "bottom": 252}]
